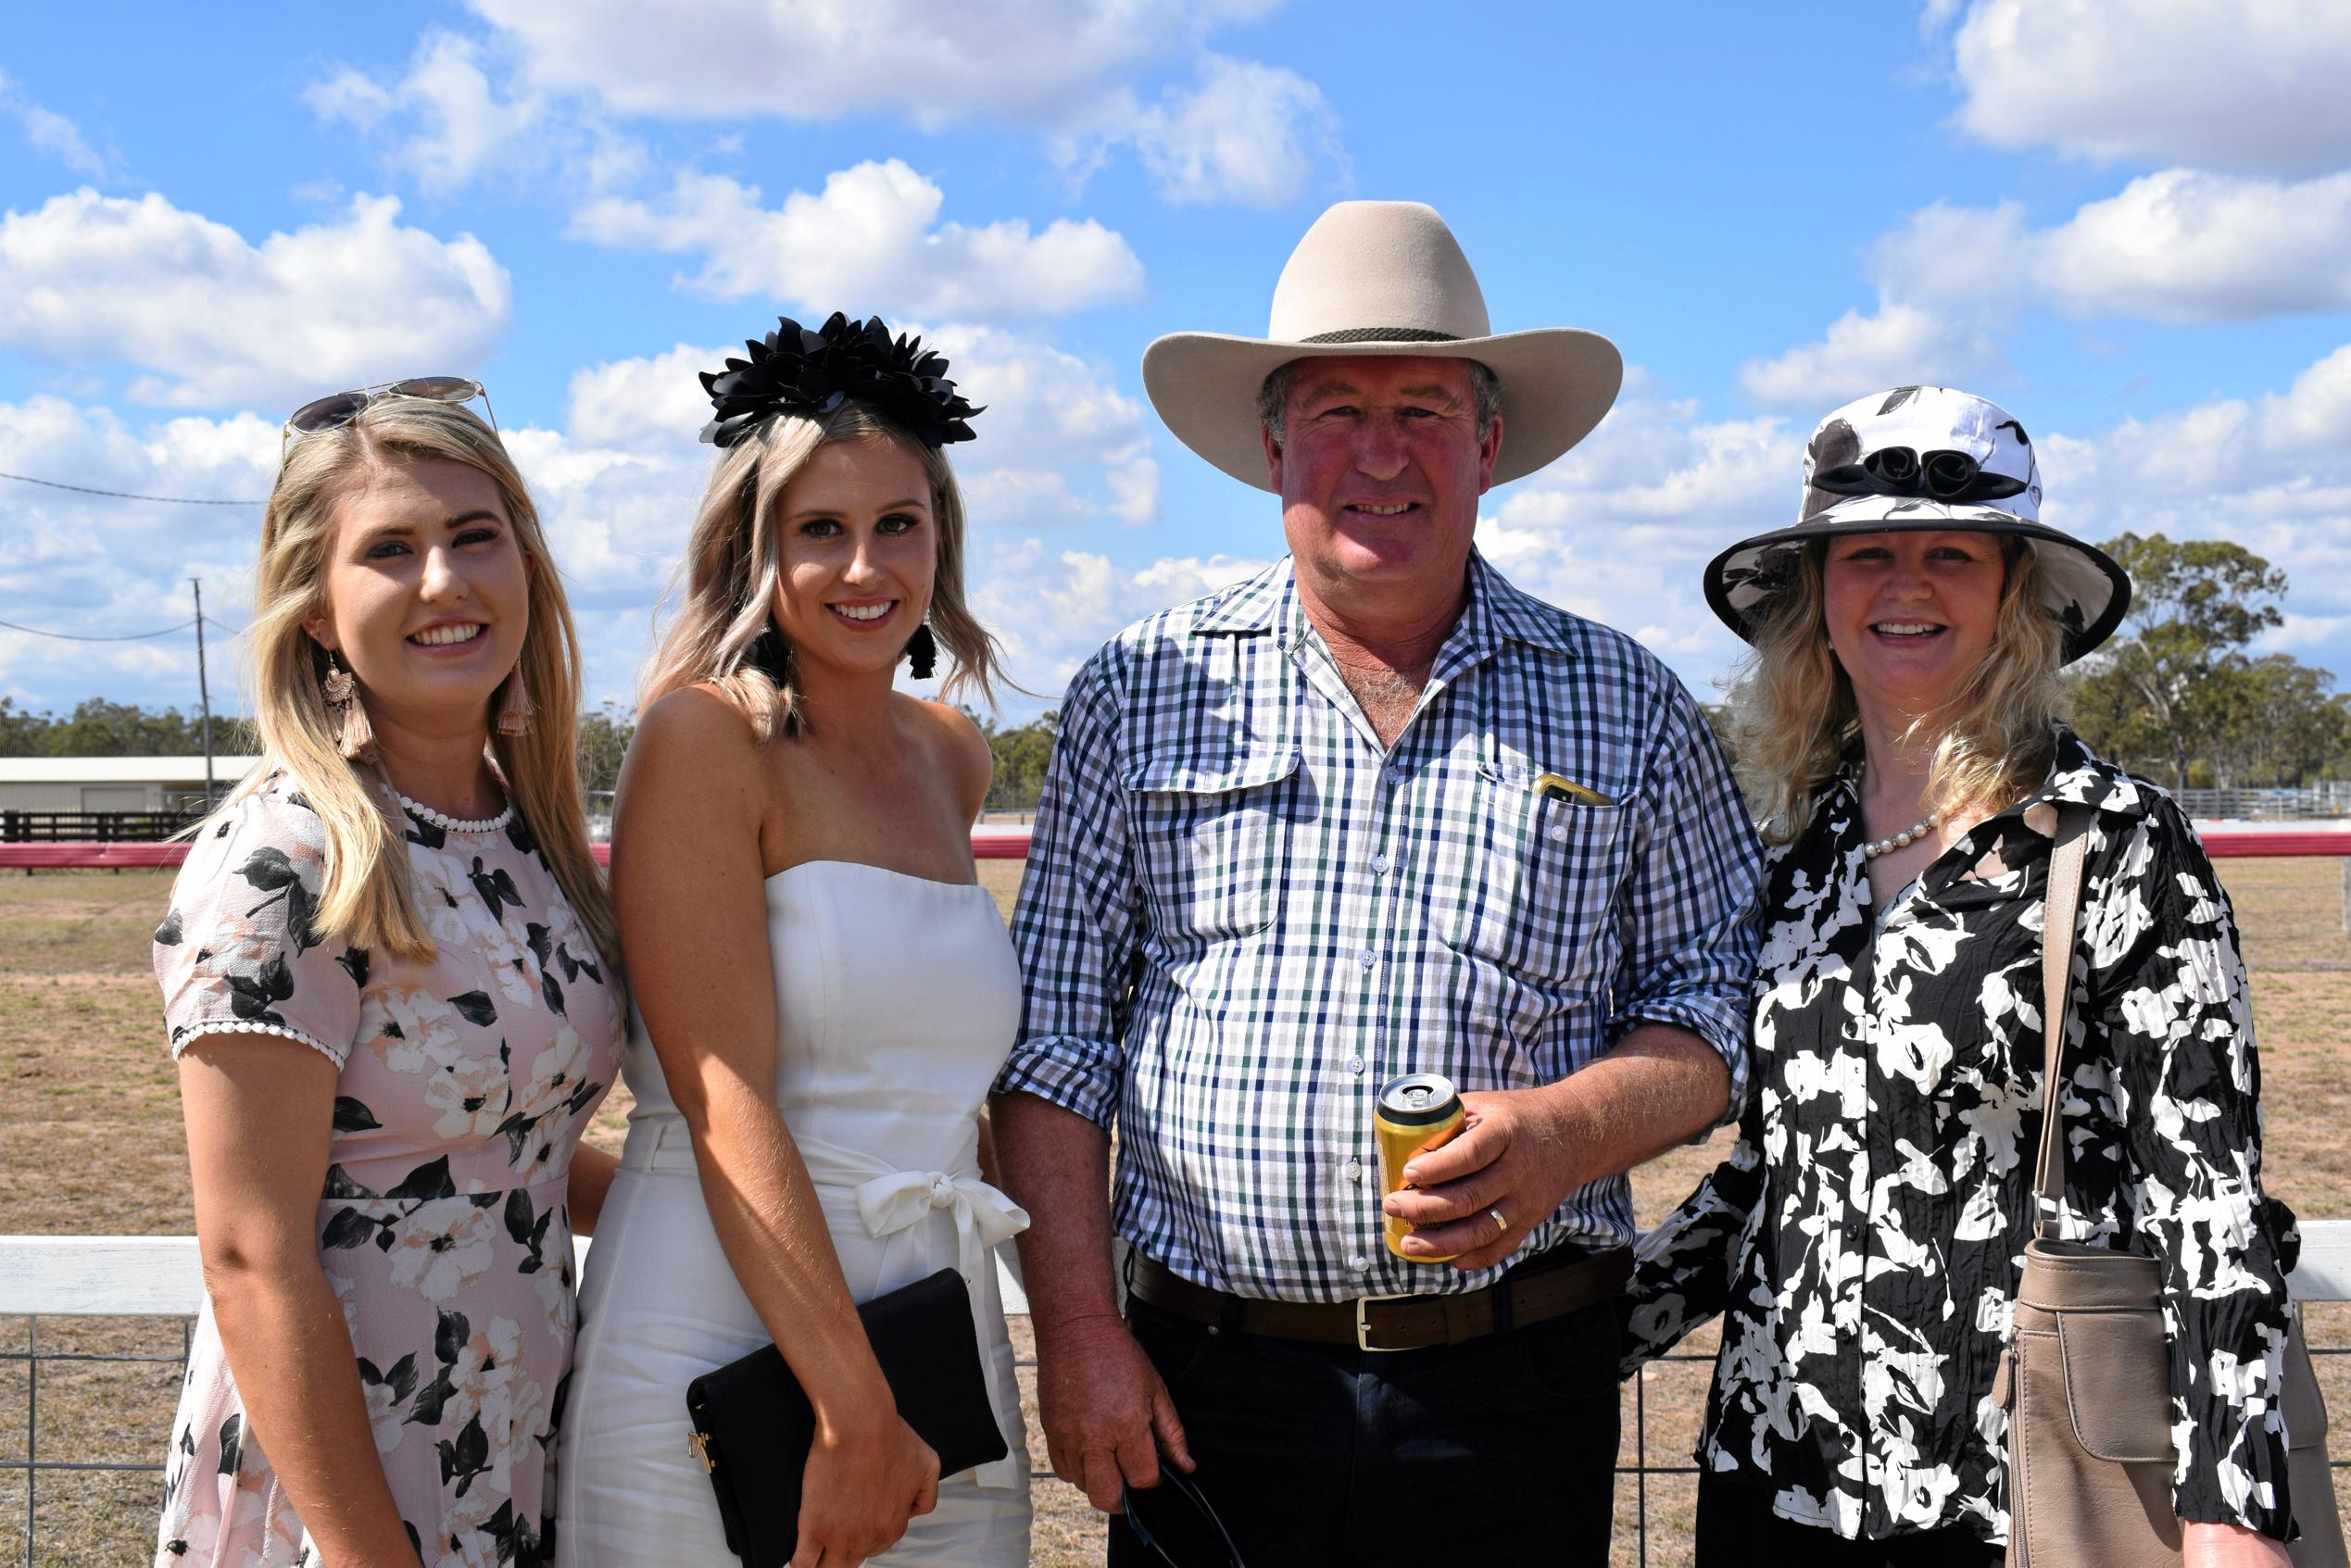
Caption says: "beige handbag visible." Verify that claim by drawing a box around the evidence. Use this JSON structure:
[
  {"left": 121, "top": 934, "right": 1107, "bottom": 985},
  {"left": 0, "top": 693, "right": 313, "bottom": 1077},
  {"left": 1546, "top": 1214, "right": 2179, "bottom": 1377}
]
[{"left": 1999, "top": 804, "right": 2346, "bottom": 1566}]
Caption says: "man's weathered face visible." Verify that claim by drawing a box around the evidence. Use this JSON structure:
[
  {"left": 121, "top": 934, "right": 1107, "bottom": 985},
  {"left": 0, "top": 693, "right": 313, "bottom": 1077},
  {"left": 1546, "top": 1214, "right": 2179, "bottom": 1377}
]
[{"left": 1263, "top": 355, "right": 1501, "bottom": 610}]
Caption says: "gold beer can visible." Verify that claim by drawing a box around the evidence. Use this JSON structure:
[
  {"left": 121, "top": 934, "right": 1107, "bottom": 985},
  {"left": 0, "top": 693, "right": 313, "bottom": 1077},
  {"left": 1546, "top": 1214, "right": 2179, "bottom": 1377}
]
[{"left": 1375, "top": 1072, "right": 1466, "bottom": 1263}]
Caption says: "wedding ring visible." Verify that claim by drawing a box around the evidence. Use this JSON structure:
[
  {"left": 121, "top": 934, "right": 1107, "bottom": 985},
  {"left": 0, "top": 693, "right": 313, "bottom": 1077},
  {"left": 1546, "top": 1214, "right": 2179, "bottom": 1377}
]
[{"left": 1489, "top": 1207, "right": 1508, "bottom": 1235}]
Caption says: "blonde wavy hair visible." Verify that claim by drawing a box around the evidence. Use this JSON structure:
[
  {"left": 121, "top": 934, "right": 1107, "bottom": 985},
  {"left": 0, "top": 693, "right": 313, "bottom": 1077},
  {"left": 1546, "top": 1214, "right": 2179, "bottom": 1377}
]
[
  {"left": 231, "top": 397, "right": 620, "bottom": 968},
  {"left": 1728, "top": 536, "right": 2066, "bottom": 844},
  {"left": 638, "top": 400, "right": 1004, "bottom": 737}
]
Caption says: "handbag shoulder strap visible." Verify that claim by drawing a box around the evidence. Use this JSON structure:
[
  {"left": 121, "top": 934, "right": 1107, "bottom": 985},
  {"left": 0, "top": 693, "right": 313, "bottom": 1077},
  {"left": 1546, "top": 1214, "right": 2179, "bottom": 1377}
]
[{"left": 2032, "top": 802, "right": 2094, "bottom": 1236}]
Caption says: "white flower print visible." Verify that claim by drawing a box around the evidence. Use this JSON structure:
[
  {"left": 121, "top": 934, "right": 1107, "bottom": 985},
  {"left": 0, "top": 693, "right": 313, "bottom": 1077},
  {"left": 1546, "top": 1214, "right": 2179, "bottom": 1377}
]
[
  {"left": 535, "top": 1266, "right": 575, "bottom": 1347},
  {"left": 511, "top": 1121, "right": 564, "bottom": 1186},
  {"left": 362, "top": 1371, "right": 412, "bottom": 1455},
  {"left": 425, "top": 1055, "right": 513, "bottom": 1142},
  {"left": 514, "top": 1027, "right": 590, "bottom": 1124},
  {"left": 359, "top": 985, "right": 470, "bottom": 1075},
  {"left": 385, "top": 1202, "right": 497, "bottom": 1301},
  {"left": 475, "top": 1364, "right": 546, "bottom": 1500},
  {"left": 445, "top": 1312, "right": 527, "bottom": 1425}
]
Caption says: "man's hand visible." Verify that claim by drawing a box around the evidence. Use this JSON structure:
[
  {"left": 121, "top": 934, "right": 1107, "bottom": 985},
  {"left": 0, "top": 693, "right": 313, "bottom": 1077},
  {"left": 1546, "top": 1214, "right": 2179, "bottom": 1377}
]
[
  {"left": 1034, "top": 1312, "right": 1194, "bottom": 1512},
  {"left": 1381, "top": 1085, "right": 1581, "bottom": 1272}
]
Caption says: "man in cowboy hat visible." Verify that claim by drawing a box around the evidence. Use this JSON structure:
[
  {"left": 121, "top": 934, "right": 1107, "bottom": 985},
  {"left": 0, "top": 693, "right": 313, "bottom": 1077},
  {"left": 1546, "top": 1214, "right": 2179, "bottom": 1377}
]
[{"left": 992, "top": 200, "right": 1765, "bottom": 1562}]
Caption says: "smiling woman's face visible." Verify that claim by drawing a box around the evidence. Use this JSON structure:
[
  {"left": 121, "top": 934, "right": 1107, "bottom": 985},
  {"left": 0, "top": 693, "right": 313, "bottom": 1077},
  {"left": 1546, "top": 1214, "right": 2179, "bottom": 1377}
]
[
  {"left": 769, "top": 433, "right": 937, "bottom": 681},
  {"left": 1821, "top": 529, "right": 2006, "bottom": 729},
  {"left": 303, "top": 455, "right": 530, "bottom": 736}
]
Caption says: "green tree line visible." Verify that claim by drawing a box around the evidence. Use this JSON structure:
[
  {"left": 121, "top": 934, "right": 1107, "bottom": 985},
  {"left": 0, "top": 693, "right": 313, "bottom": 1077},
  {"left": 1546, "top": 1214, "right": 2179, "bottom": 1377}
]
[{"left": 0, "top": 697, "right": 258, "bottom": 759}]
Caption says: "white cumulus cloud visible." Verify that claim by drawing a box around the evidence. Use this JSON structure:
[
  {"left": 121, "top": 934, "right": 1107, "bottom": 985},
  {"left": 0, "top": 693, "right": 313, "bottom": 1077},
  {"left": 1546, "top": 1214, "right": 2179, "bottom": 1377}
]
[
  {"left": 1745, "top": 169, "right": 2351, "bottom": 407},
  {"left": 465, "top": 0, "right": 1275, "bottom": 124},
  {"left": 308, "top": 31, "right": 549, "bottom": 193},
  {"left": 0, "top": 189, "right": 511, "bottom": 409},
  {"left": 0, "top": 70, "right": 115, "bottom": 182},
  {"left": 0, "top": 397, "right": 277, "bottom": 709},
  {"left": 1065, "top": 52, "right": 1344, "bottom": 208},
  {"left": 1948, "top": 0, "right": 2351, "bottom": 176},
  {"left": 2035, "top": 169, "right": 2351, "bottom": 321},
  {"left": 570, "top": 159, "right": 1144, "bottom": 320}
]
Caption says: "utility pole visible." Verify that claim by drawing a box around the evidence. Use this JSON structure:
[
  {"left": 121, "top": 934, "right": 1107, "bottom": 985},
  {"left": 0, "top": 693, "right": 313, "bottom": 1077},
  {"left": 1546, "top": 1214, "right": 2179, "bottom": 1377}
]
[{"left": 192, "top": 577, "right": 215, "bottom": 809}]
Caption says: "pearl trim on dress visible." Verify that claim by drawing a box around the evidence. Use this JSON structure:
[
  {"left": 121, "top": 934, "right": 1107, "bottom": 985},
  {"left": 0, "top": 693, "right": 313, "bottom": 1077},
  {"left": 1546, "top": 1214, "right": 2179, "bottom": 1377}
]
[
  {"left": 169, "top": 1019, "right": 347, "bottom": 1068},
  {"left": 396, "top": 790, "right": 513, "bottom": 834}
]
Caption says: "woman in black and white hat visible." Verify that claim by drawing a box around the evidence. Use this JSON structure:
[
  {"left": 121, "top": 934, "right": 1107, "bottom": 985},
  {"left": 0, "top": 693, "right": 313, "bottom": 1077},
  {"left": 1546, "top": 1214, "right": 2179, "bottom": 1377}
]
[{"left": 1621, "top": 387, "right": 2301, "bottom": 1566}]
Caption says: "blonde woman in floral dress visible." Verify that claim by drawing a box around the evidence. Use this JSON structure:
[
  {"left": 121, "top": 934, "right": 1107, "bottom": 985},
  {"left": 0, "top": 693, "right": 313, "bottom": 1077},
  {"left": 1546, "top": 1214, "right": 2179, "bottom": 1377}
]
[{"left": 152, "top": 386, "right": 622, "bottom": 1568}]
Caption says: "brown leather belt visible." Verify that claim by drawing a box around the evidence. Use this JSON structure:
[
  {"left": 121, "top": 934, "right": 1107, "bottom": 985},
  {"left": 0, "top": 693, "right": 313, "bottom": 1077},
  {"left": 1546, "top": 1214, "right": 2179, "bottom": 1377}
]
[{"left": 1128, "top": 1247, "right": 1633, "bottom": 1353}]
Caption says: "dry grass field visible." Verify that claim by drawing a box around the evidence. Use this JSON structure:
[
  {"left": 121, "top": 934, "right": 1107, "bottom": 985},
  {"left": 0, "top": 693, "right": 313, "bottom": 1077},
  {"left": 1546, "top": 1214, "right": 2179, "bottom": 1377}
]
[{"left": 4, "top": 856, "right": 2347, "bottom": 1565}]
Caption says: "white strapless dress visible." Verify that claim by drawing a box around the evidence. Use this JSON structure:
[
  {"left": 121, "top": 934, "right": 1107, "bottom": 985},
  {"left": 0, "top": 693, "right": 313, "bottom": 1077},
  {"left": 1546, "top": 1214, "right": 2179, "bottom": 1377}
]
[{"left": 556, "top": 862, "right": 1033, "bottom": 1565}]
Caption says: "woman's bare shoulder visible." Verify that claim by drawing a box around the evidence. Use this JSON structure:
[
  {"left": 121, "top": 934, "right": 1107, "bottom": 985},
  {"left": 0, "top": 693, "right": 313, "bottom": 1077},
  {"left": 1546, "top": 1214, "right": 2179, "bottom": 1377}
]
[
  {"left": 909, "top": 696, "right": 993, "bottom": 819},
  {"left": 635, "top": 684, "right": 765, "bottom": 766},
  {"left": 618, "top": 684, "right": 774, "bottom": 833}
]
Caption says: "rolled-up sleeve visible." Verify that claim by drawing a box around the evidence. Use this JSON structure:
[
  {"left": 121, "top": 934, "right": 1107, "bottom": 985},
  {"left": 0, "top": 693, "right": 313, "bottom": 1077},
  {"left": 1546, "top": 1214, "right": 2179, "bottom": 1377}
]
[
  {"left": 1608, "top": 684, "right": 1765, "bottom": 1123},
  {"left": 995, "top": 650, "right": 1145, "bottom": 1129},
  {"left": 2094, "top": 800, "right": 2294, "bottom": 1538}
]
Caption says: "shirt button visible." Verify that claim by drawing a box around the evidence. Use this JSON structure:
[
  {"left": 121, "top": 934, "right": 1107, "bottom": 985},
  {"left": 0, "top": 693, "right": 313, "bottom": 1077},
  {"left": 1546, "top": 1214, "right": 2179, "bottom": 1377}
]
[
  {"left": 1383, "top": 766, "right": 1405, "bottom": 786},
  {"left": 1350, "top": 1254, "right": 1370, "bottom": 1272},
  {"left": 1356, "top": 949, "right": 1377, "bottom": 970},
  {"left": 1348, "top": 1056, "right": 1365, "bottom": 1074},
  {"left": 1344, "top": 1157, "right": 1364, "bottom": 1183},
  {"left": 1547, "top": 822, "right": 1569, "bottom": 843},
  {"left": 1370, "top": 852, "right": 1391, "bottom": 874}
]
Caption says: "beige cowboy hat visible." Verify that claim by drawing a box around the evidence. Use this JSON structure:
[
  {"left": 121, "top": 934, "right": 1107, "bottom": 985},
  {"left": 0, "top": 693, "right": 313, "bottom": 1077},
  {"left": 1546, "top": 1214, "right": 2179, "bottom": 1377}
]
[{"left": 1141, "top": 200, "right": 1624, "bottom": 491}]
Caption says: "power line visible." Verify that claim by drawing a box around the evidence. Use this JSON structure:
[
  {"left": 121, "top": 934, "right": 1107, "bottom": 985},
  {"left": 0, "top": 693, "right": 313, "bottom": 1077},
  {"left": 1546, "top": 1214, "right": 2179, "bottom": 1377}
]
[
  {"left": 0, "top": 469, "right": 259, "bottom": 506},
  {"left": 0, "top": 615, "right": 201, "bottom": 641}
]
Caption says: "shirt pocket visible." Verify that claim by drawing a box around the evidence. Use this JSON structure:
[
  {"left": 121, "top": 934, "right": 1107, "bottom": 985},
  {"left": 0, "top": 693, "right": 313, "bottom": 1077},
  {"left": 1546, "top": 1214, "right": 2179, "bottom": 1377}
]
[
  {"left": 1433, "top": 761, "right": 1627, "bottom": 988},
  {"left": 1121, "top": 746, "right": 1300, "bottom": 945}
]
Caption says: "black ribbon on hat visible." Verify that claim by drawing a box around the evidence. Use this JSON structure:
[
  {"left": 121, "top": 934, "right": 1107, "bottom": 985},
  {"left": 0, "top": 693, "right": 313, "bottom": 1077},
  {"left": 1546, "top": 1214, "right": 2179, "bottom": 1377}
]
[{"left": 1809, "top": 447, "right": 2029, "bottom": 505}]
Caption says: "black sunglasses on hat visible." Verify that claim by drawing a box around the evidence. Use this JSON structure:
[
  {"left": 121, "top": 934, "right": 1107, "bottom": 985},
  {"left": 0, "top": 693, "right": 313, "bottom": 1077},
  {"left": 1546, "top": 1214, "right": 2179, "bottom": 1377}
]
[{"left": 280, "top": 376, "right": 498, "bottom": 462}]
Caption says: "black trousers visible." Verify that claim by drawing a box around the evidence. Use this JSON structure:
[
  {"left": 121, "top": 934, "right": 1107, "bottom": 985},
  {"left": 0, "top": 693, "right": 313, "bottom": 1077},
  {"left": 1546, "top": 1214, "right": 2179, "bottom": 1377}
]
[
  {"left": 1693, "top": 1474, "right": 2004, "bottom": 1568},
  {"left": 1108, "top": 1293, "right": 1621, "bottom": 1568}
]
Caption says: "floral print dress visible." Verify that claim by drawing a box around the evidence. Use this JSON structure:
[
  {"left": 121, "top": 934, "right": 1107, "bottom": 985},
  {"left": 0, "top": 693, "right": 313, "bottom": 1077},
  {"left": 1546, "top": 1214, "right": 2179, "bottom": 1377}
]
[
  {"left": 153, "top": 775, "right": 621, "bottom": 1568},
  {"left": 1619, "top": 730, "right": 2297, "bottom": 1546}
]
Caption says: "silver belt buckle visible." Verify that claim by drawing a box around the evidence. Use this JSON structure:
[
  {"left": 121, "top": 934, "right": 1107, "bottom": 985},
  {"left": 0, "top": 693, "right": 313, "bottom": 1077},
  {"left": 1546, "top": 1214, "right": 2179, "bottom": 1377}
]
[{"left": 1353, "top": 1290, "right": 1417, "bottom": 1353}]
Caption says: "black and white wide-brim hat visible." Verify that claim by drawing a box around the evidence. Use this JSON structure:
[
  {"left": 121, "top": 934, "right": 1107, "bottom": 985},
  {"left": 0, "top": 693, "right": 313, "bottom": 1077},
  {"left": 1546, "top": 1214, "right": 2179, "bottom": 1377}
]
[{"left": 1704, "top": 385, "right": 2131, "bottom": 663}]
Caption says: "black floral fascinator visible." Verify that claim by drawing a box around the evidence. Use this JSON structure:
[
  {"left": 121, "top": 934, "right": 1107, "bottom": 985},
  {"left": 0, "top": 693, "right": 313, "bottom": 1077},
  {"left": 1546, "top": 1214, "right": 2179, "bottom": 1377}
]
[{"left": 698, "top": 312, "right": 982, "bottom": 449}]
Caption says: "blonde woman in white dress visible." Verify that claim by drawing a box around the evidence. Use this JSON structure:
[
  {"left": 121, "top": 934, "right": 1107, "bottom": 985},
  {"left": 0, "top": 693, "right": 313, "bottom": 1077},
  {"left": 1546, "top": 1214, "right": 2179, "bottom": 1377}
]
[{"left": 556, "top": 315, "right": 1030, "bottom": 1567}]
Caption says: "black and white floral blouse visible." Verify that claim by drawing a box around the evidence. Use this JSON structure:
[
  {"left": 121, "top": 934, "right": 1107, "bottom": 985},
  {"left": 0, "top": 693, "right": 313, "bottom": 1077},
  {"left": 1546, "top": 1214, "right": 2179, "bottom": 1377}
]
[{"left": 1620, "top": 729, "right": 2295, "bottom": 1545}]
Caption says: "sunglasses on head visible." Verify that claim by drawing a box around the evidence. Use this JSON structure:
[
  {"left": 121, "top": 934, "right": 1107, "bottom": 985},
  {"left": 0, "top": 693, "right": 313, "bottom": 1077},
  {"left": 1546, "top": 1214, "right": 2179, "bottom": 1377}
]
[
  {"left": 280, "top": 376, "right": 498, "bottom": 461},
  {"left": 1123, "top": 1467, "right": 1246, "bottom": 1568}
]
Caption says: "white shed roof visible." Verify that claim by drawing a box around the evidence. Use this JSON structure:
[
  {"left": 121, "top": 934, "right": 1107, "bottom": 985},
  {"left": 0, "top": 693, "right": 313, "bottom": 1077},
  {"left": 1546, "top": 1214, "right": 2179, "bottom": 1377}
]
[{"left": 0, "top": 755, "right": 264, "bottom": 784}]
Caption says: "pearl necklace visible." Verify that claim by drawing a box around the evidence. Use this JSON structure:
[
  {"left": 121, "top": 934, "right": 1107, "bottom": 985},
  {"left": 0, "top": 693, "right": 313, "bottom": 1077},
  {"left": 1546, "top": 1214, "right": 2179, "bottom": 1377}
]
[
  {"left": 396, "top": 789, "right": 513, "bottom": 834},
  {"left": 1862, "top": 810, "right": 1939, "bottom": 859}
]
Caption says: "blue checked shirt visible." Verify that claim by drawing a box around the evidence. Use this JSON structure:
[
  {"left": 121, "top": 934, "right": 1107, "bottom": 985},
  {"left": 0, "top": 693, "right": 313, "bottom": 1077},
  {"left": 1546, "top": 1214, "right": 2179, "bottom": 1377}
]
[{"left": 999, "top": 553, "right": 1763, "bottom": 1302}]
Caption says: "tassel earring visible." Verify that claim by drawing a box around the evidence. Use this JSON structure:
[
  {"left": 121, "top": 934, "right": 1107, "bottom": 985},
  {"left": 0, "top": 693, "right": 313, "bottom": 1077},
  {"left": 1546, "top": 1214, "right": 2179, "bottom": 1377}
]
[
  {"left": 321, "top": 652, "right": 379, "bottom": 763},
  {"left": 904, "top": 622, "right": 937, "bottom": 681},
  {"left": 497, "top": 670, "right": 534, "bottom": 736}
]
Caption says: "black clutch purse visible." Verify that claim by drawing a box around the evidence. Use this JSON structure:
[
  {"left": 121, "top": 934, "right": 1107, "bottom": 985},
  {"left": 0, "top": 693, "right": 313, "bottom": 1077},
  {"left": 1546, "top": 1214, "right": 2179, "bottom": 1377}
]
[{"left": 683, "top": 1267, "right": 1009, "bottom": 1567}]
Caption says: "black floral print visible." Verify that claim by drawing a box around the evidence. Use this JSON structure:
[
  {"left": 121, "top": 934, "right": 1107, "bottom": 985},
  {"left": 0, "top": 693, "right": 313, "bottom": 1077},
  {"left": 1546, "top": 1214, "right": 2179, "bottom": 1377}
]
[{"left": 1620, "top": 730, "right": 2295, "bottom": 1545}]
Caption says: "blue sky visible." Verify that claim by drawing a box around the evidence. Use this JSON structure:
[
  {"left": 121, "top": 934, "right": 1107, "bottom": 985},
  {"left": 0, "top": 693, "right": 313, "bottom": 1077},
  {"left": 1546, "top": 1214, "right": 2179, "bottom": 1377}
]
[{"left": 6, "top": 0, "right": 2351, "bottom": 723}]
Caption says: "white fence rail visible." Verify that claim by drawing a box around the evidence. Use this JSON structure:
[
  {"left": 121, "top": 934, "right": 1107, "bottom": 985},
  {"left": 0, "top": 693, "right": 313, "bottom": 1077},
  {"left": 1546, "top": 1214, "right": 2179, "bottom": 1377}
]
[{"left": 0, "top": 1235, "right": 1031, "bottom": 1318}]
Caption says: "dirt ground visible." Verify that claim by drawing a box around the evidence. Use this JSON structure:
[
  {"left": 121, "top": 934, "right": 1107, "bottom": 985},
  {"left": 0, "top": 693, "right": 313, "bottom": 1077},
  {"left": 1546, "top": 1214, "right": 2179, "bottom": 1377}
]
[{"left": 4, "top": 856, "right": 2347, "bottom": 1566}]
